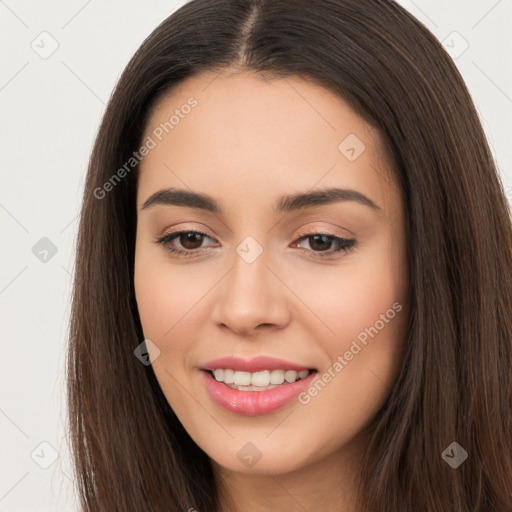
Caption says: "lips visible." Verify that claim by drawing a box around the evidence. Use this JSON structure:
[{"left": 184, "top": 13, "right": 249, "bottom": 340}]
[
  {"left": 200, "top": 368, "right": 317, "bottom": 415},
  {"left": 201, "top": 355, "right": 315, "bottom": 373},
  {"left": 199, "top": 355, "right": 318, "bottom": 415}
]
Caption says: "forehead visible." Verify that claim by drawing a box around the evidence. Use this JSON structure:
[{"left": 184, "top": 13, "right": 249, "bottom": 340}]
[{"left": 138, "top": 69, "right": 400, "bottom": 215}]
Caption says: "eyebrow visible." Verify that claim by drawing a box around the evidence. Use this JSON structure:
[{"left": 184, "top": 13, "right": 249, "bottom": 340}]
[{"left": 140, "top": 186, "right": 381, "bottom": 214}]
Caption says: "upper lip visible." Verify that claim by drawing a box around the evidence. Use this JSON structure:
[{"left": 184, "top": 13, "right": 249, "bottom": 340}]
[{"left": 201, "top": 356, "right": 315, "bottom": 373}]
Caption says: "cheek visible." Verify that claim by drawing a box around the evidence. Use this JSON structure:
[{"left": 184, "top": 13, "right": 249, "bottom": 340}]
[
  {"left": 134, "top": 244, "right": 205, "bottom": 340},
  {"left": 133, "top": 250, "right": 201, "bottom": 407},
  {"left": 133, "top": 244, "right": 219, "bottom": 396},
  {"left": 292, "top": 236, "right": 408, "bottom": 406},
  {"left": 292, "top": 240, "right": 407, "bottom": 348},
  {"left": 134, "top": 260, "right": 170, "bottom": 340}
]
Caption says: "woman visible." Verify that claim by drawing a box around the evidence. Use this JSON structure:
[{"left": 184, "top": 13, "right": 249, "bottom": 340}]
[{"left": 67, "top": 0, "right": 512, "bottom": 510}]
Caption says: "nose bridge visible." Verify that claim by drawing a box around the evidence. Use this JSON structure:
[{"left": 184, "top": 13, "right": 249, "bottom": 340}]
[
  {"left": 232, "top": 234, "right": 269, "bottom": 288},
  {"left": 210, "top": 233, "right": 290, "bottom": 333},
  {"left": 227, "top": 235, "right": 273, "bottom": 307}
]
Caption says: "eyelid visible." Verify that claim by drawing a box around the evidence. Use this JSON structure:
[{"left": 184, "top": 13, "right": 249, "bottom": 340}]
[
  {"left": 157, "top": 225, "right": 350, "bottom": 245},
  {"left": 294, "top": 222, "right": 354, "bottom": 240},
  {"left": 154, "top": 223, "right": 357, "bottom": 259}
]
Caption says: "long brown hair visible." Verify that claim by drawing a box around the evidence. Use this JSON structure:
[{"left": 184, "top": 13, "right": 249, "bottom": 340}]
[{"left": 67, "top": 0, "right": 512, "bottom": 510}]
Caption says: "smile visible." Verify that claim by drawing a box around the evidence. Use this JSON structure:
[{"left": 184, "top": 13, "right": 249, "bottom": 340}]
[
  {"left": 200, "top": 369, "right": 318, "bottom": 416},
  {"left": 210, "top": 368, "right": 311, "bottom": 389}
]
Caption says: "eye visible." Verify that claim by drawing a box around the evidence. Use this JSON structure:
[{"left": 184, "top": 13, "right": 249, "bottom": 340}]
[
  {"left": 154, "top": 229, "right": 356, "bottom": 259},
  {"left": 154, "top": 230, "right": 217, "bottom": 257},
  {"left": 291, "top": 233, "right": 356, "bottom": 259}
]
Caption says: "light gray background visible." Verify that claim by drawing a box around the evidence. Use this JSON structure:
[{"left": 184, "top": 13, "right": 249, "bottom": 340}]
[{"left": 1, "top": 1, "right": 511, "bottom": 510}]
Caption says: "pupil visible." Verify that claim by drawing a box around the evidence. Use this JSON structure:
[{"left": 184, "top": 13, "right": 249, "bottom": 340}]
[
  {"left": 181, "top": 232, "right": 203, "bottom": 249},
  {"left": 310, "top": 234, "right": 331, "bottom": 251}
]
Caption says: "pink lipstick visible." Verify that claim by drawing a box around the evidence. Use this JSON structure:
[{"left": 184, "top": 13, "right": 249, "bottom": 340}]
[{"left": 200, "top": 356, "right": 317, "bottom": 416}]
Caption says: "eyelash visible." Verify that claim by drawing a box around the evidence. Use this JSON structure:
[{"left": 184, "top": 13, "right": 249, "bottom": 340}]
[{"left": 154, "top": 229, "right": 356, "bottom": 260}]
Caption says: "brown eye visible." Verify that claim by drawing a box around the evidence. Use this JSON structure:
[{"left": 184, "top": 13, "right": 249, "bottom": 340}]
[
  {"left": 307, "top": 234, "right": 335, "bottom": 252},
  {"left": 178, "top": 232, "right": 206, "bottom": 250},
  {"left": 154, "top": 230, "right": 215, "bottom": 257},
  {"left": 292, "top": 233, "right": 356, "bottom": 259}
]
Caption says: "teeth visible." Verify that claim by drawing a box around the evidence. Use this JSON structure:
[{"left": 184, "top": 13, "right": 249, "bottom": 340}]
[
  {"left": 285, "top": 370, "right": 298, "bottom": 383},
  {"left": 270, "top": 370, "right": 285, "bottom": 385},
  {"left": 251, "top": 370, "right": 270, "bottom": 387},
  {"left": 223, "top": 369, "right": 234, "bottom": 384},
  {"left": 211, "top": 368, "right": 310, "bottom": 388}
]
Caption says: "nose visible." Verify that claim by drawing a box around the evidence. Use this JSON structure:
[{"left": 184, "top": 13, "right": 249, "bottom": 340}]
[{"left": 209, "top": 244, "right": 291, "bottom": 336}]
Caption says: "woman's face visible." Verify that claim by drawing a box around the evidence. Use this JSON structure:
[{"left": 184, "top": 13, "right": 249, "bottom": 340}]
[{"left": 134, "top": 68, "right": 409, "bottom": 476}]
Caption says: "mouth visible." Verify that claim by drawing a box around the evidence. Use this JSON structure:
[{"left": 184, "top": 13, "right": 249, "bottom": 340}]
[
  {"left": 204, "top": 368, "right": 316, "bottom": 391},
  {"left": 199, "top": 365, "right": 318, "bottom": 416}
]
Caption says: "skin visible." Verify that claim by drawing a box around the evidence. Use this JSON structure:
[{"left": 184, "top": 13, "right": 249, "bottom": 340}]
[{"left": 134, "top": 68, "right": 409, "bottom": 512}]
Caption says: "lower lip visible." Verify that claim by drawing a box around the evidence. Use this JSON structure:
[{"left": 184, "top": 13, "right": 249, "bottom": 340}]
[{"left": 200, "top": 370, "right": 317, "bottom": 416}]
